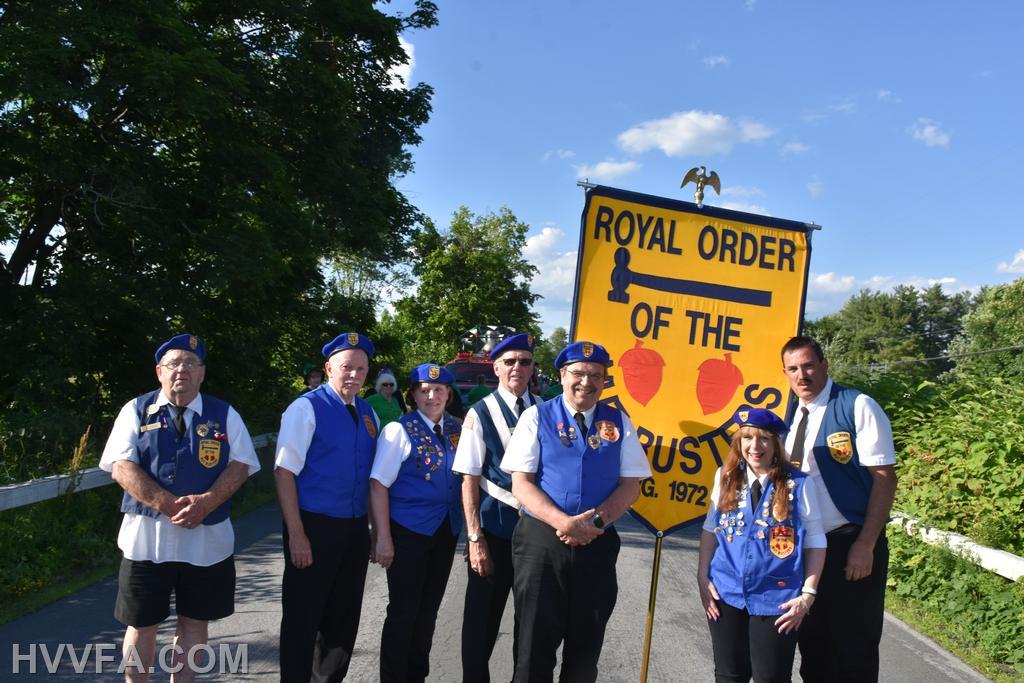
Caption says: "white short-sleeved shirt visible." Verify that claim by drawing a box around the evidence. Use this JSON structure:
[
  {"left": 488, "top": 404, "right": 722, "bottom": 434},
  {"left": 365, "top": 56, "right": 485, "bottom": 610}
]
[
  {"left": 452, "top": 385, "right": 539, "bottom": 476},
  {"left": 784, "top": 378, "right": 896, "bottom": 532},
  {"left": 499, "top": 397, "right": 652, "bottom": 478},
  {"left": 370, "top": 411, "right": 444, "bottom": 488},
  {"left": 273, "top": 383, "right": 379, "bottom": 476},
  {"left": 99, "top": 392, "right": 261, "bottom": 566},
  {"left": 702, "top": 467, "right": 827, "bottom": 548}
]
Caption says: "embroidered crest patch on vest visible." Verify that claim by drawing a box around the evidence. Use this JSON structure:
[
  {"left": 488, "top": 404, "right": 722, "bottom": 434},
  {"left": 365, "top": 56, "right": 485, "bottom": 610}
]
[
  {"left": 595, "top": 420, "right": 620, "bottom": 443},
  {"left": 826, "top": 431, "right": 853, "bottom": 464},
  {"left": 198, "top": 439, "right": 221, "bottom": 468},
  {"left": 769, "top": 525, "right": 795, "bottom": 558},
  {"left": 363, "top": 414, "right": 377, "bottom": 439}
]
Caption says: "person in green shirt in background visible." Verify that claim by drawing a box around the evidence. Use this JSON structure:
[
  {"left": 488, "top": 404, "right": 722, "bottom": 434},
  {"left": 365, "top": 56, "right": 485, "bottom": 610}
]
[
  {"left": 366, "top": 371, "right": 404, "bottom": 425},
  {"left": 465, "top": 374, "right": 493, "bottom": 405}
]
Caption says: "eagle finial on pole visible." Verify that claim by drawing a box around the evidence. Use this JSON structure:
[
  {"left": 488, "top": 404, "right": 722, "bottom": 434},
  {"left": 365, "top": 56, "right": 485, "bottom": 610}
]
[{"left": 681, "top": 166, "right": 721, "bottom": 208}]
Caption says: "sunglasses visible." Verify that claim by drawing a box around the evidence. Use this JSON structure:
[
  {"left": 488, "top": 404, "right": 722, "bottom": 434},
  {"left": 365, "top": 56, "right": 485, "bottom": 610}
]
[
  {"left": 501, "top": 358, "right": 534, "bottom": 367},
  {"left": 380, "top": 382, "right": 395, "bottom": 387}
]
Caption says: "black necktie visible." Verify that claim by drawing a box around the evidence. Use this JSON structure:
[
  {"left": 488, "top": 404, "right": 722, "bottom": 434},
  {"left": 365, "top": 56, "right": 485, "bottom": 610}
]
[
  {"left": 515, "top": 397, "right": 526, "bottom": 418},
  {"left": 750, "top": 478, "right": 764, "bottom": 508},
  {"left": 173, "top": 406, "right": 185, "bottom": 436},
  {"left": 433, "top": 423, "right": 444, "bottom": 450},
  {"left": 574, "top": 411, "right": 587, "bottom": 437},
  {"left": 345, "top": 403, "right": 358, "bottom": 425},
  {"left": 790, "top": 406, "right": 810, "bottom": 464}
]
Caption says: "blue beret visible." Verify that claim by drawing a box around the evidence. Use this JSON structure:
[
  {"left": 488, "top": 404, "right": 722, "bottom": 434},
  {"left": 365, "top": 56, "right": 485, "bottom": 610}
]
[
  {"left": 322, "top": 332, "right": 375, "bottom": 359},
  {"left": 734, "top": 408, "right": 789, "bottom": 436},
  {"left": 155, "top": 334, "right": 206, "bottom": 363},
  {"left": 409, "top": 363, "right": 455, "bottom": 386},
  {"left": 489, "top": 333, "right": 537, "bottom": 361},
  {"left": 554, "top": 341, "right": 613, "bottom": 369}
]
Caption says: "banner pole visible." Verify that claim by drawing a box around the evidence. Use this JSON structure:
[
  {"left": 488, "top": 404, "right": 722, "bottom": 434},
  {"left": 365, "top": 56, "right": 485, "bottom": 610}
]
[{"left": 639, "top": 531, "right": 664, "bottom": 683}]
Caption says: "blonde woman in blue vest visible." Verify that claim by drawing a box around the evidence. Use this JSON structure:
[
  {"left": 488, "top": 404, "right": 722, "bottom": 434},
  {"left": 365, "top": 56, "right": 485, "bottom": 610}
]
[
  {"left": 696, "top": 408, "right": 827, "bottom": 683},
  {"left": 370, "top": 363, "right": 463, "bottom": 683}
]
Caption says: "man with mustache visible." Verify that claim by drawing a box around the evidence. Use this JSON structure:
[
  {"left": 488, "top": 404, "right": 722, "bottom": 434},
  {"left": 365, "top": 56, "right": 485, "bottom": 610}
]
[
  {"left": 781, "top": 336, "right": 897, "bottom": 683},
  {"left": 274, "top": 332, "right": 380, "bottom": 682},
  {"left": 500, "top": 341, "right": 651, "bottom": 682}
]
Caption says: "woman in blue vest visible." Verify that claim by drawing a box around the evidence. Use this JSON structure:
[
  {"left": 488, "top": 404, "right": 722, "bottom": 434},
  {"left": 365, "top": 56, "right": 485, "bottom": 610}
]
[
  {"left": 697, "top": 408, "right": 827, "bottom": 683},
  {"left": 369, "top": 363, "right": 464, "bottom": 683}
]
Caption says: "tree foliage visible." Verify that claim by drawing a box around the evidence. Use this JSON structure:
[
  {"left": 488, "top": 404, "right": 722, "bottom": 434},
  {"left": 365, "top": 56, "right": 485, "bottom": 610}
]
[
  {"left": 948, "top": 278, "right": 1024, "bottom": 380},
  {"left": 390, "top": 206, "right": 540, "bottom": 368},
  {"left": 533, "top": 326, "right": 567, "bottom": 377},
  {"left": 0, "top": 0, "right": 438, "bottom": 475}
]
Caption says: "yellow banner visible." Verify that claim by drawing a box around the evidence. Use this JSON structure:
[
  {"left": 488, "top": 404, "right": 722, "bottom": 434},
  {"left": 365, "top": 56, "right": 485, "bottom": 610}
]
[{"left": 572, "top": 186, "right": 813, "bottom": 535}]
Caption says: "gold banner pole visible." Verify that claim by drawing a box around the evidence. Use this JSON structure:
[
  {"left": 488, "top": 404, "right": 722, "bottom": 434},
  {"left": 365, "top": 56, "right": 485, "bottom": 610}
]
[{"left": 639, "top": 531, "right": 664, "bottom": 682}]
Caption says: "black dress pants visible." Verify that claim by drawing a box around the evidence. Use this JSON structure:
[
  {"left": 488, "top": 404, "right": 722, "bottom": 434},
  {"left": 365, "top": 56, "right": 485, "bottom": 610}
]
[
  {"left": 279, "top": 511, "right": 370, "bottom": 683},
  {"left": 798, "top": 526, "right": 888, "bottom": 683},
  {"left": 511, "top": 515, "right": 620, "bottom": 683},
  {"left": 380, "top": 517, "right": 458, "bottom": 683},
  {"left": 462, "top": 528, "right": 517, "bottom": 683},
  {"left": 708, "top": 600, "right": 798, "bottom": 682}
]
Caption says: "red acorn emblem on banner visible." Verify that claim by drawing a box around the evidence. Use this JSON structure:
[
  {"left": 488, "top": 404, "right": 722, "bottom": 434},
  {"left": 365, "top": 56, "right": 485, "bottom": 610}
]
[
  {"left": 696, "top": 353, "right": 744, "bottom": 415},
  {"left": 619, "top": 339, "right": 666, "bottom": 406}
]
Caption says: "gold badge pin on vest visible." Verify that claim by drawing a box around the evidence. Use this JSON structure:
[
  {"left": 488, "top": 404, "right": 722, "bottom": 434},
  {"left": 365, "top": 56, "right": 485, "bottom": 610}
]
[
  {"left": 198, "top": 439, "right": 221, "bottom": 468},
  {"left": 826, "top": 431, "right": 854, "bottom": 464}
]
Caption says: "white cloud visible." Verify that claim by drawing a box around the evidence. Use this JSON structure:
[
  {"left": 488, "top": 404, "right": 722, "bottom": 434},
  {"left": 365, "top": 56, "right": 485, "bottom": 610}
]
[
  {"left": 523, "top": 226, "right": 580, "bottom": 334},
  {"left": 805, "top": 272, "right": 972, "bottom": 317},
  {"left": 803, "top": 98, "right": 857, "bottom": 123},
  {"left": 574, "top": 159, "right": 640, "bottom": 182},
  {"left": 996, "top": 248, "right": 1024, "bottom": 273},
  {"left": 617, "top": 110, "right": 774, "bottom": 157},
  {"left": 807, "top": 177, "right": 824, "bottom": 198},
  {"left": 911, "top": 118, "right": 951, "bottom": 147},
  {"left": 388, "top": 37, "right": 415, "bottom": 88},
  {"left": 721, "top": 185, "right": 765, "bottom": 198},
  {"left": 719, "top": 202, "right": 770, "bottom": 215},
  {"left": 812, "top": 272, "right": 857, "bottom": 294},
  {"left": 877, "top": 89, "right": 901, "bottom": 103},
  {"left": 703, "top": 55, "right": 730, "bottom": 68},
  {"left": 781, "top": 142, "right": 809, "bottom": 156},
  {"left": 541, "top": 148, "right": 575, "bottom": 162}
]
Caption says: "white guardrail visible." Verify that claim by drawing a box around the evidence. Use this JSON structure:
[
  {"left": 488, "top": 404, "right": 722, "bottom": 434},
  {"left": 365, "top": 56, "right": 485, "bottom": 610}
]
[
  {"left": 0, "top": 433, "right": 278, "bottom": 514},
  {"left": 1, "top": 434, "right": 1021, "bottom": 582}
]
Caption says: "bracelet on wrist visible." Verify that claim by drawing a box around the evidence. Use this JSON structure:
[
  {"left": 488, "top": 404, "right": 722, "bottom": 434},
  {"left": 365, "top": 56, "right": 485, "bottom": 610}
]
[{"left": 801, "top": 586, "right": 818, "bottom": 596}]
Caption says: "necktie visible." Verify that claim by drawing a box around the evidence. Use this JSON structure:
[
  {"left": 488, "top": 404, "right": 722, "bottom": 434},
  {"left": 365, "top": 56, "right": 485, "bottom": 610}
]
[
  {"left": 433, "top": 423, "right": 444, "bottom": 450},
  {"left": 173, "top": 406, "right": 185, "bottom": 437},
  {"left": 750, "top": 478, "right": 764, "bottom": 508},
  {"left": 790, "top": 406, "right": 810, "bottom": 465},
  {"left": 515, "top": 397, "right": 526, "bottom": 418},
  {"left": 345, "top": 403, "right": 358, "bottom": 425},
  {"left": 574, "top": 411, "right": 587, "bottom": 437}
]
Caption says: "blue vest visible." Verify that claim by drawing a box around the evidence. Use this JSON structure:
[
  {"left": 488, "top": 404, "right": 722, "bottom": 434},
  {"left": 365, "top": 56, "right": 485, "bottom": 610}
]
[
  {"left": 709, "top": 469, "right": 809, "bottom": 616},
  {"left": 532, "top": 400, "right": 623, "bottom": 520},
  {"left": 472, "top": 393, "right": 537, "bottom": 539},
  {"left": 121, "top": 390, "right": 232, "bottom": 525},
  {"left": 389, "top": 412, "right": 463, "bottom": 536},
  {"left": 295, "top": 385, "right": 378, "bottom": 518},
  {"left": 811, "top": 383, "right": 875, "bottom": 526}
]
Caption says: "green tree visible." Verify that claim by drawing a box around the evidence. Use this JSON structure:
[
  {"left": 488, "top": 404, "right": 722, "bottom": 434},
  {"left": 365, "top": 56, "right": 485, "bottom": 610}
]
[
  {"left": 533, "top": 326, "right": 568, "bottom": 375},
  {"left": 949, "top": 278, "right": 1024, "bottom": 380},
  {"left": 0, "top": 1, "right": 438, "bottom": 474},
  {"left": 392, "top": 207, "right": 540, "bottom": 365}
]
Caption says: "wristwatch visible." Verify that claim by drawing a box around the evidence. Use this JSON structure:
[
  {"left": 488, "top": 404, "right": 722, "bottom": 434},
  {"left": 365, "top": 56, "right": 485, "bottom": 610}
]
[
  {"left": 468, "top": 532, "right": 481, "bottom": 543},
  {"left": 591, "top": 513, "right": 605, "bottom": 529}
]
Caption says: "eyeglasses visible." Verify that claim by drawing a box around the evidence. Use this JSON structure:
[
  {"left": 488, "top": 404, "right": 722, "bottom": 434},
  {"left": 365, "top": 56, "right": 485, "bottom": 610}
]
[
  {"left": 380, "top": 382, "right": 395, "bottom": 387},
  {"left": 501, "top": 358, "right": 534, "bottom": 367},
  {"left": 160, "top": 361, "right": 203, "bottom": 371},
  {"left": 566, "top": 370, "right": 603, "bottom": 382}
]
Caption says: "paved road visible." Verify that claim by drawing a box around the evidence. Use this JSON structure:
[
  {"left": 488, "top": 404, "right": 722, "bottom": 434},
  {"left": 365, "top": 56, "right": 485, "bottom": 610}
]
[{"left": 1, "top": 502, "right": 989, "bottom": 681}]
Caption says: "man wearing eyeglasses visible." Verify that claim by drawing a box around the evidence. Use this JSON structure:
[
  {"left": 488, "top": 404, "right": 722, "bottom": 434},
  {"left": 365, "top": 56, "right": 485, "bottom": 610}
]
[
  {"left": 99, "top": 333, "right": 260, "bottom": 682},
  {"left": 500, "top": 341, "right": 651, "bottom": 682},
  {"left": 452, "top": 333, "right": 541, "bottom": 682}
]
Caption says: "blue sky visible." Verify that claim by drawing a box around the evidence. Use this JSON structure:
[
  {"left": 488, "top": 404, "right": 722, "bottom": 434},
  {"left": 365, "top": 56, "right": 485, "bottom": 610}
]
[{"left": 392, "top": 1, "right": 1023, "bottom": 335}]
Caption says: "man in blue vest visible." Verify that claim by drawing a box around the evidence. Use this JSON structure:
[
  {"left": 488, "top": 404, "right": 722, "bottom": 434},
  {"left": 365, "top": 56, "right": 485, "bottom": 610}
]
[
  {"left": 453, "top": 332, "right": 542, "bottom": 682},
  {"left": 781, "top": 336, "right": 897, "bottom": 683},
  {"left": 100, "top": 334, "right": 260, "bottom": 682},
  {"left": 274, "top": 332, "right": 379, "bottom": 683},
  {"left": 501, "top": 341, "right": 652, "bottom": 683}
]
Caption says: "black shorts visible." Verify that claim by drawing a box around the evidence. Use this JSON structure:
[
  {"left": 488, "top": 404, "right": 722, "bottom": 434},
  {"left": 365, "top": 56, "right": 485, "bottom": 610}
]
[{"left": 114, "top": 556, "right": 236, "bottom": 627}]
